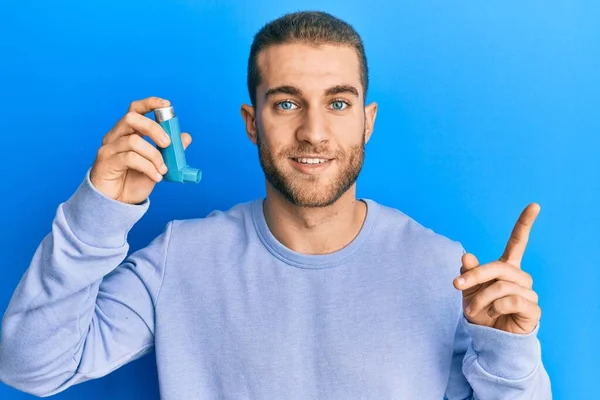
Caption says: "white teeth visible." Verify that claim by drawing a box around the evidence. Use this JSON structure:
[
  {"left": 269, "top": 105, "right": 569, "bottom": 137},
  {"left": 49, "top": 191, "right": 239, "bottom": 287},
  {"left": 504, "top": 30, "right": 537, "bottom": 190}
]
[{"left": 296, "top": 158, "right": 327, "bottom": 164}]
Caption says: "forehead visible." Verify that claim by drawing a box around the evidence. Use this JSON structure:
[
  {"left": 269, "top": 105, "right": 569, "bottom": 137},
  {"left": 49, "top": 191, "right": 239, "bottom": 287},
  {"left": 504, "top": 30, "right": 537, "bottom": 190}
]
[{"left": 256, "top": 43, "right": 362, "bottom": 96}]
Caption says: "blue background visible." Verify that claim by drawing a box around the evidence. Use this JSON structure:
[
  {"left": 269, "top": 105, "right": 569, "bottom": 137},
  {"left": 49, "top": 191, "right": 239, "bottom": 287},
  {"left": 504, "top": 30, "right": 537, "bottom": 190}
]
[{"left": 1, "top": 1, "right": 598, "bottom": 399}]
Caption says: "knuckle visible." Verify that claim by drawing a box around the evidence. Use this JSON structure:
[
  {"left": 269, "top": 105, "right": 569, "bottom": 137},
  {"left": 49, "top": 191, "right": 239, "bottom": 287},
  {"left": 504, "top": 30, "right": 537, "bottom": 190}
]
[
  {"left": 96, "top": 146, "right": 107, "bottom": 160},
  {"left": 124, "top": 111, "right": 137, "bottom": 125},
  {"left": 524, "top": 272, "right": 534, "bottom": 288},
  {"left": 127, "top": 133, "right": 140, "bottom": 148},
  {"left": 510, "top": 295, "right": 524, "bottom": 308},
  {"left": 123, "top": 151, "right": 136, "bottom": 164},
  {"left": 144, "top": 160, "right": 156, "bottom": 174},
  {"left": 496, "top": 280, "right": 509, "bottom": 294},
  {"left": 490, "top": 301, "right": 501, "bottom": 314},
  {"left": 128, "top": 100, "right": 138, "bottom": 112}
]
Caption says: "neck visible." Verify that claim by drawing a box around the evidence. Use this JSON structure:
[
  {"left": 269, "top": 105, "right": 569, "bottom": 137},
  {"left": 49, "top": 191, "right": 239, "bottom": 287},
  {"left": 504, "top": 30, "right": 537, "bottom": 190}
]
[{"left": 262, "top": 184, "right": 367, "bottom": 255}]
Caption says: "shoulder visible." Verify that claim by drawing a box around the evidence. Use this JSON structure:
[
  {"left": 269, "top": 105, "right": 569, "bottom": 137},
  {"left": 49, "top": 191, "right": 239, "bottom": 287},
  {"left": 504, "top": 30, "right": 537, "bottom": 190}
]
[
  {"left": 368, "top": 199, "right": 465, "bottom": 305},
  {"left": 367, "top": 198, "right": 465, "bottom": 263},
  {"left": 166, "top": 199, "right": 257, "bottom": 243}
]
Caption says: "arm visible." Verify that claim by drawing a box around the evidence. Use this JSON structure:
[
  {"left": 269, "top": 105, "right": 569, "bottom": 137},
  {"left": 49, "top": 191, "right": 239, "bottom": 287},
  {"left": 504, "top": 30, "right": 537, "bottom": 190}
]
[
  {"left": 0, "top": 171, "right": 171, "bottom": 397},
  {"left": 444, "top": 306, "right": 552, "bottom": 399},
  {"left": 460, "top": 313, "right": 552, "bottom": 399},
  {"left": 445, "top": 245, "right": 552, "bottom": 399}
]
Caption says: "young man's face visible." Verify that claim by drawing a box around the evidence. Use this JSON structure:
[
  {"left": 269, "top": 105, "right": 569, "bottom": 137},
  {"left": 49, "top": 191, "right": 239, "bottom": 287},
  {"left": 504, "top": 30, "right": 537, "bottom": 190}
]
[{"left": 242, "top": 43, "right": 377, "bottom": 207}]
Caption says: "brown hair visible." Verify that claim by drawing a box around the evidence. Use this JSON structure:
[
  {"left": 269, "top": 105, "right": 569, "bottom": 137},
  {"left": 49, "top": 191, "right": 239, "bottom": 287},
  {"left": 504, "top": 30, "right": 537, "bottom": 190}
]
[{"left": 247, "top": 11, "right": 369, "bottom": 107}]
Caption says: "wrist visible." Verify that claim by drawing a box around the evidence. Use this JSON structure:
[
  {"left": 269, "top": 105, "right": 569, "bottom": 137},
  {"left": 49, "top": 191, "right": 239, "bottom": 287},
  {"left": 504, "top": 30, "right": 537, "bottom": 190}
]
[{"left": 61, "top": 169, "right": 149, "bottom": 248}]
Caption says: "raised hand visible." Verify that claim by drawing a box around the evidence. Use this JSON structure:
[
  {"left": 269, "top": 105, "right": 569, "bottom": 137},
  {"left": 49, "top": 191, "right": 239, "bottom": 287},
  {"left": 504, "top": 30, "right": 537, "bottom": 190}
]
[
  {"left": 90, "top": 96, "right": 192, "bottom": 204},
  {"left": 453, "top": 203, "right": 542, "bottom": 334}
]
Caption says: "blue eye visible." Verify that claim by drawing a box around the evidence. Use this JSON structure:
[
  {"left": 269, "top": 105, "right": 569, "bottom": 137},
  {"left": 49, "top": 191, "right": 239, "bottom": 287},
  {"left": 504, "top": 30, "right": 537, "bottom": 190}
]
[
  {"left": 277, "top": 101, "right": 296, "bottom": 111},
  {"left": 331, "top": 100, "right": 348, "bottom": 110},
  {"left": 275, "top": 100, "right": 349, "bottom": 111}
]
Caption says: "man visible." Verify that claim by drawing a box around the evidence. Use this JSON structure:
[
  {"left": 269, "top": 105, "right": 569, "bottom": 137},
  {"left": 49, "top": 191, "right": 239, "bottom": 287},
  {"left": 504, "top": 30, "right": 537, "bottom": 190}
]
[{"left": 0, "top": 11, "right": 551, "bottom": 399}]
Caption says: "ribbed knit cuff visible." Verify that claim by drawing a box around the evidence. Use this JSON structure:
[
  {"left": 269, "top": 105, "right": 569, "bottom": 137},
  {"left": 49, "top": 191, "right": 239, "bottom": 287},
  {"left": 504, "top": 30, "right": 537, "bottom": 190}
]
[{"left": 61, "top": 169, "right": 149, "bottom": 248}]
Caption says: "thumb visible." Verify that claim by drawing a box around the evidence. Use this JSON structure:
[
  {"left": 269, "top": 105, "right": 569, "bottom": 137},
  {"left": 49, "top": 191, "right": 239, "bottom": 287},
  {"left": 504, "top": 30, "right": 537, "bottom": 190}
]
[
  {"left": 181, "top": 132, "right": 192, "bottom": 150},
  {"left": 460, "top": 252, "right": 479, "bottom": 274},
  {"left": 455, "top": 252, "right": 481, "bottom": 295}
]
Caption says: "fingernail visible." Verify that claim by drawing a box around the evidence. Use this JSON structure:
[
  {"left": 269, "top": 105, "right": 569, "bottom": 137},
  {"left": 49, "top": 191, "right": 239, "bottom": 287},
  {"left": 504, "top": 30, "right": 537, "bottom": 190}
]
[
  {"left": 155, "top": 172, "right": 163, "bottom": 181},
  {"left": 160, "top": 163, "right": 168, "bottom": 173},
  {"left": 465, "top": 305, "right": 472, "bottom": 314},
  {"left": 456, "top": 277, "right": 466, "bottom": 286}
]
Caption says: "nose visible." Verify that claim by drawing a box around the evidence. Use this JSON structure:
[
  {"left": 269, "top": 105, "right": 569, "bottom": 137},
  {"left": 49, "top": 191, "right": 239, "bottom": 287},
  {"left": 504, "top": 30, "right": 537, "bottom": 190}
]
[{"left": 295, "top": 106, "right": 329, "bottom": 146}]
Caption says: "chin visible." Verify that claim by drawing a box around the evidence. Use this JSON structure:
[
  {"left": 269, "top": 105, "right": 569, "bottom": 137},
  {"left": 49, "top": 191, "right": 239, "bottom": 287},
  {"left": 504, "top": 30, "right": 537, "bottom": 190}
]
[
  {"left": 260, "top": 146, "right": 362, "bottom": 208},
  {"left": 283, "top": 180, "right": 348, "bottom": 208},
  {"left": 287, "top": 195, "right": 340, "bottom": 208}
]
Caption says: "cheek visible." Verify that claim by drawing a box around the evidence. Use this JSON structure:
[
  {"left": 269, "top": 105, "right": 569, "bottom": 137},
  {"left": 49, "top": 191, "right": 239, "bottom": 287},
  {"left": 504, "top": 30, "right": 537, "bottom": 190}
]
[
  {"left": 259, "top": 128, "right": 296, "bottom": 155},
  {"left": 343, "top": 113, "right": 365, "bottom": 133},
  {"left": 328, "top": 112, "right": 364, "bottom": 135},
  {"left": 258, "top": 134, "right": 289, "bottom": 163},
  {"left": 262, "top": 135, "right": 288, "bottom": 156}
]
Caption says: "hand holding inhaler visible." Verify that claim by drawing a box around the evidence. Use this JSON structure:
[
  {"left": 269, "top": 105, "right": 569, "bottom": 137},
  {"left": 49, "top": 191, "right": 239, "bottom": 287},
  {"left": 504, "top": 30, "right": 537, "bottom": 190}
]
[{"left": 90, "top": 96, "right": 200, "bottom": 205}]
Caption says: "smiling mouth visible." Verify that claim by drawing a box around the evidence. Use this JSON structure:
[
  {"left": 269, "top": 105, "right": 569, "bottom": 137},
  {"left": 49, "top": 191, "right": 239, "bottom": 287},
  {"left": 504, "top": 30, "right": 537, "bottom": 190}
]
[
  {"left": 289, "top": 157, "right": 334, "bottom": 175},
  {"left": 290, "top": 157, "right": 332, "bottom": 165}
]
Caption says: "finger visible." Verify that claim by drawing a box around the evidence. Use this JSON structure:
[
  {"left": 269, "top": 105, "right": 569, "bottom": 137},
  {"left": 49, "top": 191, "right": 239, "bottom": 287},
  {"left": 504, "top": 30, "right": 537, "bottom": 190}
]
[
  {"left": 104, "top": 112, "right": 171, "bottom": 148},
  {"left": 102, "top": 96, "right": 171, "bottom": 146},
  {"left": 454, "top": 261, "right": 533, "bottom": 290},
  {"left": 110, "top": 151, "right": 164, "bottom": 183},
  {"left": 181, "top": 132, "right": 192, "bottom": 150},
  {"left": 456, "top": 253, "right": 482, "bottom": 298},
  {"left": 128, "top": 96, "right": 170, "bottom": 115},
  {"left": 499, "top": 203, "right": 541, "bottom": 268},
  {"left": 465, "top": 280, "right": 538, "bottom": 318},
  {"left": 488, "top": 295, "right": 542, "bottom": 321},
  {"left": 101, "top": 134, "right": 168, "bottom": 175},
  {"left": 460, "top": 252, "right": 479, "bottom": 275}
]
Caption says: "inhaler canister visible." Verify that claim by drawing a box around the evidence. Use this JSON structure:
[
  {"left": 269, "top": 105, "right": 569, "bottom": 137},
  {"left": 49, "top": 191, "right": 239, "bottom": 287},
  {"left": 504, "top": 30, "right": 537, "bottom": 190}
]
[{"left": 154, "top": 106, "right": 202, "bottom": 184}]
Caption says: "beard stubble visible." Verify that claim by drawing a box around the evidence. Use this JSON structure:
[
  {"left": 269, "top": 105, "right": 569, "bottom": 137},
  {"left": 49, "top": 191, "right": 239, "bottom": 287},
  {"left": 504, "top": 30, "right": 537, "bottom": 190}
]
[{"left": 256, "top": 129, "right": 365, "bottom": 208}]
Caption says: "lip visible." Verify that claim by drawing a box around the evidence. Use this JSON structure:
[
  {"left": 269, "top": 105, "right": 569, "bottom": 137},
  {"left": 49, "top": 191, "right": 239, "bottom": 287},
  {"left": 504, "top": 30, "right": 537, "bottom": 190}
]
[
  {"left": 289, "top": 157, "right": 333, "bottom": 175},
  {"left": 291, "top": 155, "right": 332, "bottom": 159}
]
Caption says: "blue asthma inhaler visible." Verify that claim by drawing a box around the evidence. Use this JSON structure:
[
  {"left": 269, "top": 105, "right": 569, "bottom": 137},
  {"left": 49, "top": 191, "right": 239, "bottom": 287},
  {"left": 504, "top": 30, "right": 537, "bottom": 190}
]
[{"left": 153, "top": 106, "right": 202, "bottom": 184}]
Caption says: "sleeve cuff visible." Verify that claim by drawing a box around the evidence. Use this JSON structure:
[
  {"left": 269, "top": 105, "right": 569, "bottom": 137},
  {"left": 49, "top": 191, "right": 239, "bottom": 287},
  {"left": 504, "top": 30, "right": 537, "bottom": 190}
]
[
  {"left": 61, "top": 169, "right": 150, "bottom": 248},
  {"left": 462, "top": 314, "right": 542, "bottom": 380}
]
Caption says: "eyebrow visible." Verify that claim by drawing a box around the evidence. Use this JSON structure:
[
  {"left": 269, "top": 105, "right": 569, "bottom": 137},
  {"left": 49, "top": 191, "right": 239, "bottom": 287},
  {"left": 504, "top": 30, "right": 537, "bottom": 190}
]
[{"left": 264, "top": 84, "right": 360, "bottom": 101}]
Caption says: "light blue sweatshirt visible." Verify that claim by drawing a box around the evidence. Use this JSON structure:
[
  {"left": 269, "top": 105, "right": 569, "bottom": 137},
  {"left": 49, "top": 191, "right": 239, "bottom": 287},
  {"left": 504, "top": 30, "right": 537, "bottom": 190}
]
[{"left": 0, "top": 171, "right": 551, "bottom": 399}]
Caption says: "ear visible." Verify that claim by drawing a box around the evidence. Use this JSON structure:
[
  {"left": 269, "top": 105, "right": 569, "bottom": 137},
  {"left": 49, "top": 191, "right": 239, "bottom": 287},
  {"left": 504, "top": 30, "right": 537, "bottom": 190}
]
[
  {"left": 364, "top": 101, "right": 378, "bottom": 144},
  {"left": 240, "top": 104, "right": 258, "bottom": 145}
]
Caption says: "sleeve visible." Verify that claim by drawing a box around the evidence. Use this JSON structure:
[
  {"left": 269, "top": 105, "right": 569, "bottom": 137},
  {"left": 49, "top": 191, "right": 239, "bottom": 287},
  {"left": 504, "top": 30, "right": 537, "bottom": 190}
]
[
  {"left": 444, "top": 246, "right": 552, "bottom": 400},
  {"left": 0, "top": 170, "right": 172, "bottom": 397}
]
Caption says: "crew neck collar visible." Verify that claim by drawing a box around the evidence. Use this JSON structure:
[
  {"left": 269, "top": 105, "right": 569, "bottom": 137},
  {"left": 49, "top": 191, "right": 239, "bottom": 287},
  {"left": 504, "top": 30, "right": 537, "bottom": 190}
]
[{"left": 252, "top": 198, "right": 380, "bottom": 269}]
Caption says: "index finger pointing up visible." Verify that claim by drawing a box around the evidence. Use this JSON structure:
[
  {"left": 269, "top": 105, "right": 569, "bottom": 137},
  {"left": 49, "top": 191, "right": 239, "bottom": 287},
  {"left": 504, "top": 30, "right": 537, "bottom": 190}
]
[{"left": 499, "top": 202, "right": 541, "bottom": 268}]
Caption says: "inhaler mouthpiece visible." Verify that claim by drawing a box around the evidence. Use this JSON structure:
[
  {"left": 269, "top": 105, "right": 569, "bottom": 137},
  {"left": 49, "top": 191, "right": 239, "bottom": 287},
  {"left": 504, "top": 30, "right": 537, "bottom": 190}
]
[{"left": 154, "top": 106, "right": 202, "bottom": 184}]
